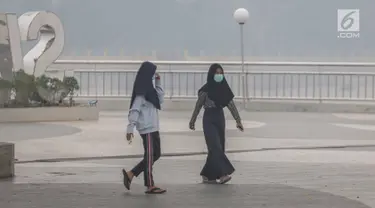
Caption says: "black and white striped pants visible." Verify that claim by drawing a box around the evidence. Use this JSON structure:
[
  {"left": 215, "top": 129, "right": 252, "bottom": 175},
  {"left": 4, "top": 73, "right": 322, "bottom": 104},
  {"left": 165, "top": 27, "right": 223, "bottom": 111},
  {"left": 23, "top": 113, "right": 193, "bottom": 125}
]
[{"left": 131, "top": 131, "right": 161, "bottom": 187}]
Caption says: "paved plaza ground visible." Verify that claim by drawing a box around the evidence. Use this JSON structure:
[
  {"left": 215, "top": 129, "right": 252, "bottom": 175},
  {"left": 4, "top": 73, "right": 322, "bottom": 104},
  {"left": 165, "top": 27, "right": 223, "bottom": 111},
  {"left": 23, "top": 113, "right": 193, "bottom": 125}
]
[{"left": 1, "top": 111, "right": 375, "bottom": 207}]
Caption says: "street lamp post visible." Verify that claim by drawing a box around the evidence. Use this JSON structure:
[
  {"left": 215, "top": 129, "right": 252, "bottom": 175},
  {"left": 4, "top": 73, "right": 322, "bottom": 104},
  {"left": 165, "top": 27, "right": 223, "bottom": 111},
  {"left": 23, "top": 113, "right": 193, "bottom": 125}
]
[{"left": 233, "top": 8, "right": 249, "bottom": 109}]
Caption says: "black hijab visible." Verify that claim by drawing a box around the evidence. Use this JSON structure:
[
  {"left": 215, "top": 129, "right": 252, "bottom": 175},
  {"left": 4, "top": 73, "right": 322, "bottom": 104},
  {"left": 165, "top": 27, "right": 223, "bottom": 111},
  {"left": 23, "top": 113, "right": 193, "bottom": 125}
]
[
  {"left": 198, "top": 63, "right": 234, "bottom": 108},
  {"left": 130, "top": 61, "right": 160, "bottom": 109}
]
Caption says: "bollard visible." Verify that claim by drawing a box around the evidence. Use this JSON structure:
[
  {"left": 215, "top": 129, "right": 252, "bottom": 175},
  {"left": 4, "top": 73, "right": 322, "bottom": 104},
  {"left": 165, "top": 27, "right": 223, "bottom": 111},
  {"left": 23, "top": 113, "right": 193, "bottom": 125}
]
[{"left": 0, "top": 142, "right": 15, "bottom": 179}]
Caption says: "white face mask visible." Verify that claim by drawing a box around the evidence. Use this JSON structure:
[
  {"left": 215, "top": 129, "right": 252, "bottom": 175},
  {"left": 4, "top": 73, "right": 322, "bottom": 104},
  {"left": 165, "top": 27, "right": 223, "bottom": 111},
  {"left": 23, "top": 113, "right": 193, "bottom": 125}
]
[{"left": 214, "top": 74, "right": 224, "bottom": 82}]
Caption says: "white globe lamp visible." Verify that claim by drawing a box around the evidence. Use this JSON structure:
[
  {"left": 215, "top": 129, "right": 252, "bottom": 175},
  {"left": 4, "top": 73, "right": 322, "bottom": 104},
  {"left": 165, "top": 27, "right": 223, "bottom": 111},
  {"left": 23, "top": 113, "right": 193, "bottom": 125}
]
[
  {"left": 233, "top": 8, "right": 249, "bottom": 25},
  {"left": 233, "top": 8, "right": 249, "bottom": 108}
]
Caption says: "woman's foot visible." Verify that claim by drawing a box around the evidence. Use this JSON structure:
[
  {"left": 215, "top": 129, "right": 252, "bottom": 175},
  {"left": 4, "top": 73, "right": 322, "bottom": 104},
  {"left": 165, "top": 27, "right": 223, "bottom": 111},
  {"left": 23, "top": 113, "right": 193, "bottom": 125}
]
[
  {"left": 145, "top": 186, "right": 167, "bottom": 194},
  {"left": 219, "top": 175, "right": 232, "bottom": 184},
  {"left": 202, "top": 176, "right": 217, "bottom": 184},
  {"left": 122, "top": 169, "right": 134, "bottom": 190}
]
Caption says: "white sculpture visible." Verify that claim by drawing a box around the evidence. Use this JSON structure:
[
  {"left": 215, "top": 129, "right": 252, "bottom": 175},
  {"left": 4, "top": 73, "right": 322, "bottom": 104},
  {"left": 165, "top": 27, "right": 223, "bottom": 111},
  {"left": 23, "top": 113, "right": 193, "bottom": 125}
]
[
  {"left": 0, "top": 14, "right": 18, "bottom": 105},
  {"left": 18, "top": 11, "right": 65, "bottom": 77},
  {"left": 0, "top": 11, "right": 67, "bottom": 106}
]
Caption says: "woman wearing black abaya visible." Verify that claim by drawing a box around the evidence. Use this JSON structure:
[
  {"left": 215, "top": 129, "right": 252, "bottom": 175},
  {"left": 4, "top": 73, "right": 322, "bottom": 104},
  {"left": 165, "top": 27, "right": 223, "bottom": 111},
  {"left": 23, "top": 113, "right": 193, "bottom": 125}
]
[{"left": 189, "top": 63, "right": 244, "bottom": 184}]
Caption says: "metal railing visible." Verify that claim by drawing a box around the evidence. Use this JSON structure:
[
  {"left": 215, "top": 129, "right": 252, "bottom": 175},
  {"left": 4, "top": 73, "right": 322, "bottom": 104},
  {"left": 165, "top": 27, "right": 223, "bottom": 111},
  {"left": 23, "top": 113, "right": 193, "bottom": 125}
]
[{"left": 50, "top": 60, "right": 375, "bottom": 102}]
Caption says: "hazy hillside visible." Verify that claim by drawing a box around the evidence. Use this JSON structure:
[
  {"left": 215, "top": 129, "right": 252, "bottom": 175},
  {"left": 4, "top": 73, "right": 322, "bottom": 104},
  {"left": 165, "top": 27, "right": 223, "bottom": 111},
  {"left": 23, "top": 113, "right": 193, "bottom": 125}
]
[{"left": 0, "top": 0, "right": 374, "bottom": 58}]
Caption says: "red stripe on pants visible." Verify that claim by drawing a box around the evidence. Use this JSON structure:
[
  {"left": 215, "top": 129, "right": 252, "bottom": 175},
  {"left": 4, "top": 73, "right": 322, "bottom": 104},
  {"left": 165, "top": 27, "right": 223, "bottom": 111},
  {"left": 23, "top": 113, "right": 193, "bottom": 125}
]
[{"left": 147, "top": 133, "right": 153, "bottom": 186}]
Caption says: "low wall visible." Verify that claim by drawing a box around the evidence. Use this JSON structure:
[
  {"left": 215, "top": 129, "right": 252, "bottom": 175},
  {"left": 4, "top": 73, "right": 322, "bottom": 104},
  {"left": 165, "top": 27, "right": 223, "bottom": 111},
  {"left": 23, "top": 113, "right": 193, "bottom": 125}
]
[
  {"left": 76, "top": 98, "right": 375, "bottom": 113},
  {"left": 0, "top": 142, "right": 15, "bottom": 179},
  {"left": 0, "top": 106, "right": 99, "bottom": 123},
  {"left": 244, "top": 100, "right": 375, "bottom": 113}
]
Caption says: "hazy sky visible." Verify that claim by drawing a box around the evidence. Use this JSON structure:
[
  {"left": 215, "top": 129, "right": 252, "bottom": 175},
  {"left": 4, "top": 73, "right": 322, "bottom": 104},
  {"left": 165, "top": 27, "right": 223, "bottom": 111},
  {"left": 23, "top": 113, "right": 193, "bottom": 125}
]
[{"left": 0, "top": 0, "right": 374, "bottom": 58}]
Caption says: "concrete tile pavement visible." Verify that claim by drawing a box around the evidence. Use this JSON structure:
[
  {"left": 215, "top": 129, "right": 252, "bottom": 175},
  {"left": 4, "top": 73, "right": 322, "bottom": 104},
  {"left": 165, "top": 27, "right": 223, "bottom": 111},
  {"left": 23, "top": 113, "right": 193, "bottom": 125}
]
[
  {"left": 1, "top": 112, "right": 375, "bottom": 207},
  {"left": 2, "top": 111, "right": 375, "bottom": 162},
  {"left": 10, "top": 117, "right": 262, "bottom": 161},
  {"left": 3, "top": 155, "right": 375, "bottom": 207},
  {"left": 1, "top": 183, "right": 370, "bottom": 208},
  {"left": 8, "top": 113, "right": 375, "bottom": 162}
]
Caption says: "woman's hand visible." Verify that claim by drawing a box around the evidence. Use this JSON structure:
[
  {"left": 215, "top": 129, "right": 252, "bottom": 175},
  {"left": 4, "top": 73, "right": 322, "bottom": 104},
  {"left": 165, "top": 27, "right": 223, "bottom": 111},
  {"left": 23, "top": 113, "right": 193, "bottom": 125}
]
[
  {"left": 126, "top": 133, "right": 134, "bottom": 144},
  {"left": 189, "top": 122, "right": 195, "bottom": 130},
  {"left": 155, "top": 73, "right": 160, "bottom": 80},
  {"left": 236, "top": 121, "right": 244, "bottom": 132}
]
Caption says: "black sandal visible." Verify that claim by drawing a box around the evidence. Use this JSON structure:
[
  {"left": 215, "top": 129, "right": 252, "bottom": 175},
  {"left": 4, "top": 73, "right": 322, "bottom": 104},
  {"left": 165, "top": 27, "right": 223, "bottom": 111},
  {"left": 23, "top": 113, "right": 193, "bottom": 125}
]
[
  {"left": 122, "top": 169, "right": 131, "bottom": 190},
  {"left": 145, "top": 187, "right": 167, "bottom": 194}
]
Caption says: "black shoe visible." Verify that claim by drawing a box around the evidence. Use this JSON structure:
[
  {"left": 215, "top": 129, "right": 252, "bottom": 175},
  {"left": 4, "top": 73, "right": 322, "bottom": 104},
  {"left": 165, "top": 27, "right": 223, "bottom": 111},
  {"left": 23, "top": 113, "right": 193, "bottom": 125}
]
[{"left": 122, "top": 169, "right": 131, "bottom": 190}]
